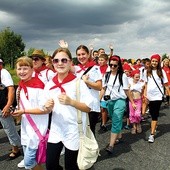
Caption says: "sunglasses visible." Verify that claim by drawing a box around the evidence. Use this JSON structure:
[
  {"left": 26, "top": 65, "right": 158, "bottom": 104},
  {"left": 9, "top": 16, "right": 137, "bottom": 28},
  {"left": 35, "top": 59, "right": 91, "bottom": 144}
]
[
  {"left": 52, "top": 58, "right": 70, "bottom": 64},
  {"left": 32, "top": 57, "right": 40, "bottom": 61},
  {"left": 109, "top": 64, "right": 118, "bottom": 68}
]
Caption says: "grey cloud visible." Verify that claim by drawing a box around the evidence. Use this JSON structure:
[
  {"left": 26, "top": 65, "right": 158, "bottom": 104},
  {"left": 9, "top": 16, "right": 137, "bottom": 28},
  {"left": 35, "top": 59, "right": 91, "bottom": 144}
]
[{"left": 0, "top": 0, "right": 170, "bottom": 58}]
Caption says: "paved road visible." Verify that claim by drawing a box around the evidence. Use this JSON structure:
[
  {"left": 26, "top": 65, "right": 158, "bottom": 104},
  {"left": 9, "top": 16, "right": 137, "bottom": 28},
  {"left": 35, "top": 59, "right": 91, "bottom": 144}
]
[{"left": 0, "top": 104, "right": 170, "bottom": 170}]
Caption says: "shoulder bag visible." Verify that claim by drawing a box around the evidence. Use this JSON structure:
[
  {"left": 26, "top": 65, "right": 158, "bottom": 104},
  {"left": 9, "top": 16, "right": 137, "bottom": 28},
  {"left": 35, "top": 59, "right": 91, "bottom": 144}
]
[
  {"left": 20, "top": 99, "right": 49, "bottom": 164},
  {"left": 76, "top": 79, "right": 100, "bottom": 170}
]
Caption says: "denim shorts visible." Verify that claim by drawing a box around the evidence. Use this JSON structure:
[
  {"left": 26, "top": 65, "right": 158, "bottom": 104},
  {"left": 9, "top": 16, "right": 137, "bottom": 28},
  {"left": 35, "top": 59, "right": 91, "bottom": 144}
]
[{"left": 23, "top": 145, "right": 37, "bottom": 169}]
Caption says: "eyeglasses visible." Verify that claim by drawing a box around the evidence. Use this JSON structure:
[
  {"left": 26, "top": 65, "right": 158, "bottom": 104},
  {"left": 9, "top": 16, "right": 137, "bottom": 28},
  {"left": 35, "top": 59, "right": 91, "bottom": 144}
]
[
  {"left": 32, "top": 57, "right": 40, "bottom": 61},
  {"left": 52, "top": 58, "right": 70, "bottom": 64},
  {"left": 109, "top": 64, "right": 118, "bottom": 68}
]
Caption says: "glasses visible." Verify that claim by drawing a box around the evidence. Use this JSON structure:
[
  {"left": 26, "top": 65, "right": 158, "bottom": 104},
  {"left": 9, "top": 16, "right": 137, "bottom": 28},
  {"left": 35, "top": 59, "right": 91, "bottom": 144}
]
[
  {"left": 53, "top": 58, "right": 70, "bottom": 64},
  {"left": 32, "top": 57, "right": 40, "bottom": 61},
  {"left": 109, "top": 64, "right": 118, "bottom": 68}
]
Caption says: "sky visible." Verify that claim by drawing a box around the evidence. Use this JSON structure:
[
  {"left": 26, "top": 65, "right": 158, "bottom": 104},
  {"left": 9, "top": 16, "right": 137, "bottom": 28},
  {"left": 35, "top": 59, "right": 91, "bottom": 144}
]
[{"left": 1, "top": 0, "right": 170, "bottom": 59}]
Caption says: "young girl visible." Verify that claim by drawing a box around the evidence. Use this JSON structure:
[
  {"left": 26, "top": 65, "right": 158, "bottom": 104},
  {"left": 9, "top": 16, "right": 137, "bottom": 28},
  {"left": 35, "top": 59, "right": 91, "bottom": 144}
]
[
  {"left": 98, "top": 53, "right": 110, "bottom": 133},
  {"left": 129, "top": 69, "right": 144, "bottom": 134},
  {"left": 162, "top": 57, "right": 170, "bottom": 105},
  {"left": 74, "top": 45, "right": 102, "bottom": 136},
  {"left": 45, "top": 47, "right": 94, "bottom": 170},
  {"left": 144, "top": 54, "right": 170, "bottom": 143},
  {"left": 100, "top": 55, "right": 136, "bottom": 154},
  {"left": 12, "top": 56, "right": 52, "bottom": 170}
]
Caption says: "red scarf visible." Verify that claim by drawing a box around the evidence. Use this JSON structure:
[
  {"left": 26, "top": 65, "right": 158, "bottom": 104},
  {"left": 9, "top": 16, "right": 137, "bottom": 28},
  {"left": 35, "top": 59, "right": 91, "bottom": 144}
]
[
  {"left": 34, "top": 65, "right": 48, "bottom": 77},
  {"left": 100, "top": 65, "right": 108, "bottom": 75},
  {"left": 50, "top": 72, "right": 76, "bottom": 92},
  {"left": 19, "top": 77, "right": 45, "bottom": 99},
  {"left": 76, "top": 60, "right": 96, "bottom": 73}
]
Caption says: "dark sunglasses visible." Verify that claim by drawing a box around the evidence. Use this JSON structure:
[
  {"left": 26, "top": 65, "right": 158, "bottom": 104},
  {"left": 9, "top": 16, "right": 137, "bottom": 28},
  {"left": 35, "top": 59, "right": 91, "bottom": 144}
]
[
  {"left": 32, "top": 57, "right": 40, "bottom": 61},
  {"left": 52, "top": 58, "right": 70, "bottom": 64},
  {"left": 109, "top": 64, "right": 118, "bottom": 68}
]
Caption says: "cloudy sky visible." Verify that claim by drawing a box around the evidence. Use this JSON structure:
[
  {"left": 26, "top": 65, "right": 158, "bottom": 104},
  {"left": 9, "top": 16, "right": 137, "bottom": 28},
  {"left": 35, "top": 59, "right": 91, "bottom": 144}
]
[{"left": 1, "top": 0, "right": 170, "bottom": 59}]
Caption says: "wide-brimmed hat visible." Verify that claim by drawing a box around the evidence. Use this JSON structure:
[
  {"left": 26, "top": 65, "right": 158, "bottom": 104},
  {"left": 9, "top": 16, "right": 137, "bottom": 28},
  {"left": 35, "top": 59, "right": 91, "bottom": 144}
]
[{"left": 30, "top": 49, "right": 46, "bottom": 60}]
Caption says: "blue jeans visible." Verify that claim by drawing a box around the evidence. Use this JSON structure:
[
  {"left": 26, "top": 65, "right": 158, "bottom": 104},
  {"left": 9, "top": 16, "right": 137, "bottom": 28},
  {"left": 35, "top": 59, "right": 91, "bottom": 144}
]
[
  {"left": 0, "top": 110, "right": 21, "bottom": 146},
  {"left": 23, "top": 146, "right": 37, "bottom": 169}
]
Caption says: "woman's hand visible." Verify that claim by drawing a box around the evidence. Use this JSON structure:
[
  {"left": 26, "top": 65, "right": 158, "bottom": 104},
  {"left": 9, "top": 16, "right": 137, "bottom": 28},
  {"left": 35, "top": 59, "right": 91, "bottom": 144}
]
[
  {"left": 58, "top": 93, "right": 72, "bottom": 105},
  {"left": 81, "top": 74, "right": 89, "bottom": 83},
  {"left": 11, "top": 109, "right": 24, "bottom": 117},
  {"left": 58, "top": 40, "right": 68, "bottom": 48},
  {"left": 132, "top": 102, "right": 137, "bottom": 110},
  {"left": 44, "top": 99, "right": 54, "bottom": 110}
]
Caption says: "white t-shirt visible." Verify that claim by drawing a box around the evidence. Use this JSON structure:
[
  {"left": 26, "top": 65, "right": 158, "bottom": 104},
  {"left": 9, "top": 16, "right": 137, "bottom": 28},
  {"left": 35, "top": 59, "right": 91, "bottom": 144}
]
[
  {"left": 74, "top": 65, "right": 102, "bottom": 112},
  {"left": 129, "top": 79, "right": 144, "bottom": 93},
  {"left": 32, "top": 69, "right": 56, "bottom": 84},
  {"left": 103, "top": 73, "right": 129, "bottom": 100},
  {"left": 44, "top": 78, "right": 94, "bottom": 150},
  {"left": 19, "top": 87, "right": 49, "bottom": 149},
  {"left": 0, "top": 68, "right": 14, "bottom": 86},
  {"left": 144, "top": 69, "right": 168, "bottom": 101}
]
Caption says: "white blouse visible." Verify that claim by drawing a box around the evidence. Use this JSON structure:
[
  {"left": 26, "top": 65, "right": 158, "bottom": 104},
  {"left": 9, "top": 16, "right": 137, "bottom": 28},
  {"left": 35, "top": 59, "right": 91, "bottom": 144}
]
[
  {"left": 103, "top": 73, "right": 129, "bottom": 100},
  {"left": 44, "top": 78, "right": 94, "bottom": 150},
  {"left": 144, "top": 69, "right": 168, "bottom": 101},
  {"left": 74, "top": 65, "right": 102, "bottom": 112},
  {"left": 19, "top": 87, "right": 49, "bottom": 149}
]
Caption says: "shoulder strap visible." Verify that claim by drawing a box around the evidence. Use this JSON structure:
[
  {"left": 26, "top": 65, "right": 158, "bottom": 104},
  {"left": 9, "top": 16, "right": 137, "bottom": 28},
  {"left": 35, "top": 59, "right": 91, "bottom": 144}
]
[
  {"left": 109, "top": 72, "right": 118, "bottom": 95},
  {"left": 82, "top": 66, "right": 93, "bottom": 76},
  {"left": 20, "top": 99, "right": 43, "bottom": 140},
  {"left": 76, "top": 79, "right": 90, "bottom": 137},
  {"left": 46, "top": 69, "right": 50, "bottom": 82},
  {"left": 151, "top": 74, "right": 164, "bottom": 96},
  {"left": 76, "top": 79, "right": 83, "bottom": 137},
  {"left": 105, "top": 71, "right": 111, "bottom": 84}
]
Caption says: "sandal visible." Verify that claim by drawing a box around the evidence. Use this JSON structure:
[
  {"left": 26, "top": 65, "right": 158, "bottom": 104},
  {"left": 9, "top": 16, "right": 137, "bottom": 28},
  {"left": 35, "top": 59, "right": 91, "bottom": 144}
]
[
  {"left": 9, "top": 150, "right": 21, "bottom": 160},
  {"left": 131, "top": 128, "right": 136, "bottom": 134},
  {"left": 137, "top": 124, "right": 142, "bottom": 133}
]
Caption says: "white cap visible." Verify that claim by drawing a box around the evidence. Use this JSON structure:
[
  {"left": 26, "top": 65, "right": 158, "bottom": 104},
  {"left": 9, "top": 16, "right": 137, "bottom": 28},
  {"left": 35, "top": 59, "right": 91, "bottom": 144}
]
[{"left": 0, "top": 59, "right": 3, "bottom": 63}]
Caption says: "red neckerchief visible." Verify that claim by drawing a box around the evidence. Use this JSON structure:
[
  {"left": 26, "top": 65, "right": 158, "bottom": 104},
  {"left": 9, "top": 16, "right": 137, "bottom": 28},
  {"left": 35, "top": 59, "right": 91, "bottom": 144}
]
[
  {"left": 34, "top": 65, "right": 48, "bottom": 77},
  {"left": 50, "top": 72, "right": 76, "bottom": 92},
  {"left": 19, "top": 77, "right": 45, "bottom": 99},
  {"left": 100, "top": 65, "right": 108, "bottom": 75},
  {"left": 76, "top": 60, "right": 96, "bottom": 73}
]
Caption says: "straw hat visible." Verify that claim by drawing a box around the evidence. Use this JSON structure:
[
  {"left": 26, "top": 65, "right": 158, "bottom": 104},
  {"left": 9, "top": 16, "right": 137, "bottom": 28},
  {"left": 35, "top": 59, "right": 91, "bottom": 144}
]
[{"left": 30, "top": 49, "right": 45, "bottom": 60}]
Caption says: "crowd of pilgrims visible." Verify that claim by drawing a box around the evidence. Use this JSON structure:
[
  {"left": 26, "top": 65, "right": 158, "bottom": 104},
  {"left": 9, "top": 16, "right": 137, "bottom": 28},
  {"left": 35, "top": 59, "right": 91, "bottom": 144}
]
[{"left": 1, "top": 39, "right": 170, "bottom": 170}]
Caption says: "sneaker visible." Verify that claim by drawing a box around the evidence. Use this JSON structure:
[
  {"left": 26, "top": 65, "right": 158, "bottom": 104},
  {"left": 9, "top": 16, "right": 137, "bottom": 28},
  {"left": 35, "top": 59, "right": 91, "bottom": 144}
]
[
  {"left": 17, "top": 159, "right": 25, "bottom": 168},
  {"left": 105, "top": 145, "right": 114, "bottom": 154},
  {"left": 148, "top": 134, "right": 154, "bottom": 143}
]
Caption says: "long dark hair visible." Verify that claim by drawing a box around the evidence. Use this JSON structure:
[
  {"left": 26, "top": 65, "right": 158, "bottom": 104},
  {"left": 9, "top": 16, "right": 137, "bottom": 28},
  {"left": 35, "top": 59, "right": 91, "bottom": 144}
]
[{"left": 109, "top": 55, "right": 124, "bottom": 86}]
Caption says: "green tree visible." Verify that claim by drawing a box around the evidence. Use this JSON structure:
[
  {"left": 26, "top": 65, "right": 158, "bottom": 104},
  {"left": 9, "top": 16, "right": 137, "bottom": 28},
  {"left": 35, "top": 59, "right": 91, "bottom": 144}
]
[{"left": 0, "top": 27, "right": 25, "bottom": 68}]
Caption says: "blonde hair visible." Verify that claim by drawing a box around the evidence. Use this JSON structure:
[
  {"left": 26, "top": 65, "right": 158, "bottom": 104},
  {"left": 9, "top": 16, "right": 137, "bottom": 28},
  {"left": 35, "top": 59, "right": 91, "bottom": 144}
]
[{"left": 16, "top": 56, "right": 33, "bottom": 68}]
